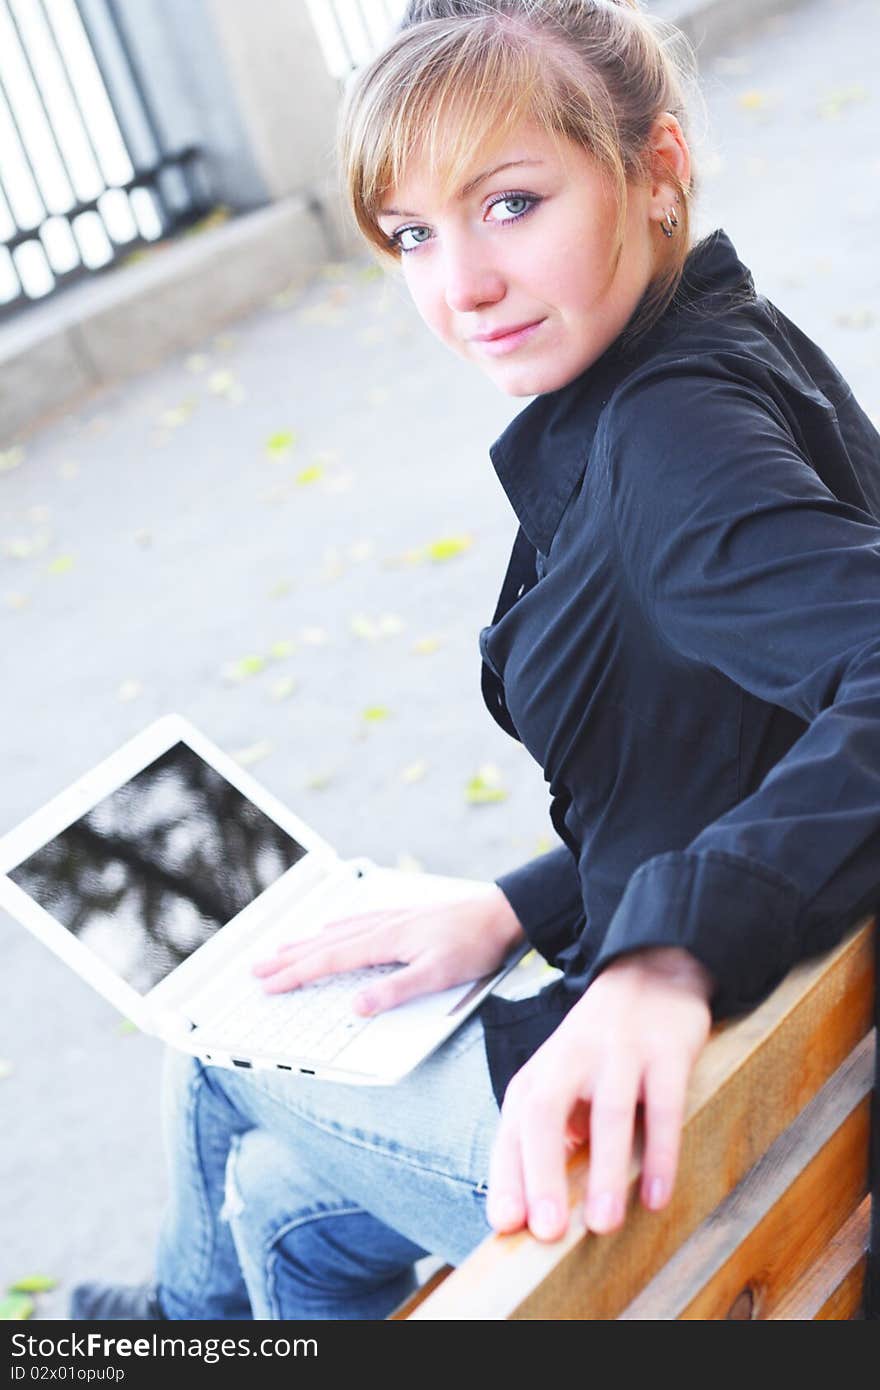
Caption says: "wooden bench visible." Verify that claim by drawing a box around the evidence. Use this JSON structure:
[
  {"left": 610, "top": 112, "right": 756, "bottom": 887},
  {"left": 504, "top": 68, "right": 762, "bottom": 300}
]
[{"left": 391, "top": 917, "right": 876, "bottom": 1320}]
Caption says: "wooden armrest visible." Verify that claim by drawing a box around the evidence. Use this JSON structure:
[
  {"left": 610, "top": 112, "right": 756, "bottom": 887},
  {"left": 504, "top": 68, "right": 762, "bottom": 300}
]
[{"left": 397, "top": 917, "right": 875, "bottom": 1320}]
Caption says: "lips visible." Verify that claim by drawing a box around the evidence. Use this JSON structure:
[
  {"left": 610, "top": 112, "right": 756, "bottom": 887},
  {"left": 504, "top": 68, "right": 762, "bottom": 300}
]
[
  {"left": 471, "top": 319, "right": 543, "bottom": 342},
  {"left": 470, "top": 319, "right": 546, "bottom": 357}
]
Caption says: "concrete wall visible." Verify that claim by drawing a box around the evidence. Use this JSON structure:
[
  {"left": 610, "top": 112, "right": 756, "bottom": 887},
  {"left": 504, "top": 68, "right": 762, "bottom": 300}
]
[{"left": 86, "top": 0, "right": 358, "bottom": 251}]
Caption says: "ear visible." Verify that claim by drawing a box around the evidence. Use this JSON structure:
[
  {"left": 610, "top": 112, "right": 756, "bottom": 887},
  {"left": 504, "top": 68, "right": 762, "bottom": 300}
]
[{"left": 647, "top": 113, "right": 691, "bottom": 216}]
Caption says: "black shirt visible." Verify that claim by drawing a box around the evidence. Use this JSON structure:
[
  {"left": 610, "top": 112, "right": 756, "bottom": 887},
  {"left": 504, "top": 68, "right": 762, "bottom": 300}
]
[{"left": 475, "top": 228, "right": 879, "bottom": 1313}]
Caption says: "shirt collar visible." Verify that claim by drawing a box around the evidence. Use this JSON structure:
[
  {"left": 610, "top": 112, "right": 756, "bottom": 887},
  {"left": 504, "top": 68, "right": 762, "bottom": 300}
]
[{"left": 487, "top": 227, "right": 755, "bottom": 554}]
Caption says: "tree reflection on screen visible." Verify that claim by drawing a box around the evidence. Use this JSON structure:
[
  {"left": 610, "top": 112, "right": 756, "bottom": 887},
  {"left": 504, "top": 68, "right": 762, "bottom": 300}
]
[{"left": 9, "top": 743, "right": 307, "bottom": 992}]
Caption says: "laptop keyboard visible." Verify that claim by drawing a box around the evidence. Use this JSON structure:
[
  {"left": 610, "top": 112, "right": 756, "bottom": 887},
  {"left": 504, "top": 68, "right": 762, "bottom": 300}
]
[{"left": 197, "top": 962, "right": 403, "bottom": 1064}]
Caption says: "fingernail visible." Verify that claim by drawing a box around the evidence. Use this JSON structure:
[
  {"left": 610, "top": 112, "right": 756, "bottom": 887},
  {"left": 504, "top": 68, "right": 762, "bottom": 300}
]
[
  {"left": 587, "top": 1192, "right": 620, "bottom": 1232},
  {"left": 533, "top": 1198, "right": 562, "bottom": 1238},
  {"left": 648, "top": 1177, "right": 667, "bottom": 1210},
  {"left": 355, "top": 992, "right": 375, "bottom": 1015},
  {"left": 489, "top": 1194, "right": 521, "bottom": 1229}
]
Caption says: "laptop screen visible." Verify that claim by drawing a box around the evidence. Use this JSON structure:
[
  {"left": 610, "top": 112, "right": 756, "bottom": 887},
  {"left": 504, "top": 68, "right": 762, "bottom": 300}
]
[{"left": 8, "top": 741, "right": 308, "bottom": 993}]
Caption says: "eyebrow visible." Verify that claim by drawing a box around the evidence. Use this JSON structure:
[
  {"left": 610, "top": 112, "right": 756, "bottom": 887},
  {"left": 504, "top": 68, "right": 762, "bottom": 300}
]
[{"left": 378, "top": 159, "right": 545, "bottom": 219}]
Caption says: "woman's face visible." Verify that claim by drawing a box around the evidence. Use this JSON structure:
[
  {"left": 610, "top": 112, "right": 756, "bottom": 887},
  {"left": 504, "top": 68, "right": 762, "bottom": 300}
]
[{"left": 376, "top": 118, "right": 676, "bottom": 397}]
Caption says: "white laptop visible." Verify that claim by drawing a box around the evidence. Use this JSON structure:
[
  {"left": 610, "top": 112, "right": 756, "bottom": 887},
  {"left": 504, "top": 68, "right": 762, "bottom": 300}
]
[{"left": 0, "top": 714, "right": 530, "bottom": 1085}]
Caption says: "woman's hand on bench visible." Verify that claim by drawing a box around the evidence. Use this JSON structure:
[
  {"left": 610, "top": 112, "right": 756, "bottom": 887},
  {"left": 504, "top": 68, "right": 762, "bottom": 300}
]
[
  {"left": 486, "top": 946, "right": 715, "bottom": 1243},
  {"left": 250, "top": 887, "right": 527, "bottom": 1015}
]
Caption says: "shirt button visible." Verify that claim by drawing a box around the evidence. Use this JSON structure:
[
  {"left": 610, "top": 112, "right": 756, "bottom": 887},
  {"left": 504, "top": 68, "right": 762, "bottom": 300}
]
[
  {"left": 516, "top": 583, "right": 525, "bottom": 597},
  {"left": 497, "top": 694, "right": 504, "bottom": 708}
]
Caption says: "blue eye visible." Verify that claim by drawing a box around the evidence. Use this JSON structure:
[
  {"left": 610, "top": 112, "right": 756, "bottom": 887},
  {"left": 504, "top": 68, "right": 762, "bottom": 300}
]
[
  {"left": 487, "top": 194, "right": 532, "bottom": 221},
  {"left": 392, "top": 225, "right": 432, "bottom": 254},
  {"left": 386, "top": 192, "right": 540, "bottom": 256}
]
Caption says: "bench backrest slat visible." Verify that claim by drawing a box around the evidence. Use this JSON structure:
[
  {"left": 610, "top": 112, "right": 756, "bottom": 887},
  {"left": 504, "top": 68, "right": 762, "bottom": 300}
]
[
  {"left": 619, "top": 1032, "right": 873, "bottom": 1318},
  {"left": 404, "top": 918, "right": 875, "bottom": 1320}
]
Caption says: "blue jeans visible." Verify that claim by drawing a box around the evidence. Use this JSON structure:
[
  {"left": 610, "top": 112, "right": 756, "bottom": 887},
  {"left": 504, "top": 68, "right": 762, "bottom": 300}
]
[{"left": 155, "top": 1012, "right": 500, "bottom": 1319}]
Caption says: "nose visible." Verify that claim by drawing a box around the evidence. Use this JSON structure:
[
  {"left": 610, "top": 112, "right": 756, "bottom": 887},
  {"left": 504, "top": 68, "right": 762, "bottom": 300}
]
[{"left": 441, "top": 232, "right": 505, "bottom": 316}]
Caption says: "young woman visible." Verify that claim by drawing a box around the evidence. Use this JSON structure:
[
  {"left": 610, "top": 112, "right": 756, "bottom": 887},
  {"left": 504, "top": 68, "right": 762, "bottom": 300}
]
[{"left": 73, "top": 0, "right": 879, "bottom": 1320}]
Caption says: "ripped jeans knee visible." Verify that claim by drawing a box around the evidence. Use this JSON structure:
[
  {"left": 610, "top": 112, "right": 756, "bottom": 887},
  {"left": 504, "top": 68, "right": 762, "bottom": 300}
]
[{"left": 221, "top": 1128, "right": 425, "bottom": 1319}]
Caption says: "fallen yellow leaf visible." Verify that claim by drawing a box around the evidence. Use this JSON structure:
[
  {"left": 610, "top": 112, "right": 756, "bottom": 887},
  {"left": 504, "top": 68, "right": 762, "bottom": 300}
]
[
  {"left": 266, "top": 431, "right": 296, "bottom": 460},
  {"left": 351, "top": 614, "right": 379, "bottom": 640},
  {"left": 465, "top": 763, "right": 508, "bottom": 805},
  {"left": 158, "top": 400, "right": 196, "bottom": 429},
  {"left": 232, "top": 739, "right": 273, "bottom": 768},
  {"left": 305, "top": 771, "right": 334, "bottom": 790},
  {"left": 401, "top": 760, "right": 428, "bottom": 783},
  {"left": 269, "top": 675, "right": 298, "bottom": 701},
  {"left": 296, "top": 464, "right": 323, "bottom": 485},
  {"left": 4, "top": 538, "right": 33, "bottom": 559},
  {"left": 426, "top": 535, "right": 473, "bottom": 562},
  {"left": 738, "top": 89, "right": 768, "bottom": 110},
  {"left": 0, "top": 446, "right": 24, "bottom": 473},
  {"left": 208, "top": 369, "right": 244, "bottom": 402},
  {"left": 835, "top": 308, "right": 875, "bottom": 330},
  {"left": 296, "top": 302, "right": 346, "bottom": 327},
  {"left": 225, "top": 655, "right": 267, "bottom": 682},
  {"left": 349, "top": 540, "right": 374, "bottom": 562},
  {"left": 395, "top": 852, "right": 424, "bottom": 872},
  {"left": 362, "top": 705, "right": 391, "bottom": 722},
  {"left": 117, "top": 680, "right": 142, "bottom": 703},
  {"left": 0, "top": 1292, "right": 33, "bottom": 1320},
  {"left": 818, "top": 83, "right": 868, "bottom": 119},
  {"left": 8, "top": 1276, "right": 57, "bottom": 1294}
]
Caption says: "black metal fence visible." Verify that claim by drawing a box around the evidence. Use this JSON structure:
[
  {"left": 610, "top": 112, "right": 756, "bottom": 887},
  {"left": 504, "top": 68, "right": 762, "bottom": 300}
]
[{"left": 0, "top": 0, "right": 211, "bottom": 319}]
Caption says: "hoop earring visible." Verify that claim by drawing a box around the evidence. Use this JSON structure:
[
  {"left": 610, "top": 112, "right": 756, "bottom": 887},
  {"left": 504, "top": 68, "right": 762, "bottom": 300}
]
[{"left": 660, "top": 199, "right": 681, "bottom": 238}]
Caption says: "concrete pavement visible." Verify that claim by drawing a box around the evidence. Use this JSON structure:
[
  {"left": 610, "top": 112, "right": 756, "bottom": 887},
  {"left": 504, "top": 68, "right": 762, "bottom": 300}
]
[{"left": 1, "top": 0, "right": 877, "bottom": 1319}]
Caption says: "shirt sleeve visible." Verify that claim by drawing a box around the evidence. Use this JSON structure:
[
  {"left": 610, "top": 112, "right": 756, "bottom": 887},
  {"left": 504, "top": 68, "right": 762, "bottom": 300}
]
[
  {"left": 495, "top": 844, "right": 585, "bottom": 966},
  {"left": 593, "top": 359, "right": 880, "bottom": 1017}
]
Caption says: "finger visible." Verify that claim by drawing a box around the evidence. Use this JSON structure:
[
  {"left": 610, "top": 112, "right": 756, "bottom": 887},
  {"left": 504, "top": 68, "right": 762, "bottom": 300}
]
[
  {"left": 251, "top": 910, "right": 413, "bottom": 973},
  {"left": 639, "top": 1055, "right": 690, "bottom": 1213},
  {"left": 584, "top": 1064, "right": 641, "bottom": 1234},
  {"left": 353, "top": 957, "right": 443, "bottom": 1015},
  {"left": 257, "top": 937, "right": 391, "bottom": 993},
  {"left": 518, "top": 1084, "right": 575, "bottom": 1240},
  {"left": 486, "top": 1088, "right": 528, "bottom": 1234},
  {"left": 564, "top": 1099, "right": 591, "bottom": 1154},
  {"left": 318, "top": 907, "right": 415, "bottom": 936}
]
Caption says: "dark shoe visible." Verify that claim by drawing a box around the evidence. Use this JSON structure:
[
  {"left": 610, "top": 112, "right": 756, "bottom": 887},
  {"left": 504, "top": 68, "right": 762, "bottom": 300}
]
[{"left": 69, "top": 1281, "right": 166, "bottom": 1320}]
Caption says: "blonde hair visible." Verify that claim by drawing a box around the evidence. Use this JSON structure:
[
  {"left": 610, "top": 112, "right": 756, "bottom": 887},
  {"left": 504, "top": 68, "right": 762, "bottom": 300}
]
[{"left": 337, "top": 0, "right": 705, "bottom": 352}]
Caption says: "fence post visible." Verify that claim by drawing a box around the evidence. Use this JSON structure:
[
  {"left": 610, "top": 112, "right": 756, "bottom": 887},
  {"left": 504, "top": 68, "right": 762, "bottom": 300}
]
[{"left": 202, "top": 0, "right": 360, "bottom": 257}]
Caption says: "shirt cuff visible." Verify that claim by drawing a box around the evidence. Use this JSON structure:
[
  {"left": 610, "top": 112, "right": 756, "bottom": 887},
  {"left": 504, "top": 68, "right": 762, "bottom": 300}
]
[
  {"left": 588, "top": 849, "right": 804, "bottom": 1017},
  {"left": 494, "top": 846, "right": 585, "bottom": 967}
]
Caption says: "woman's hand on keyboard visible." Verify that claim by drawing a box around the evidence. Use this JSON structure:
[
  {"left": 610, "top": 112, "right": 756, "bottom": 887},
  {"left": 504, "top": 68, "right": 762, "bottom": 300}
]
[{"left": 251, "top": 888, "right": 527, "bottom": 1015}]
